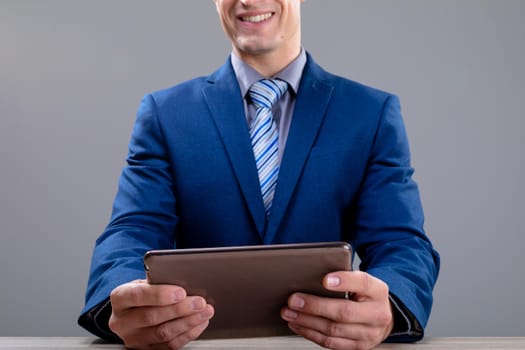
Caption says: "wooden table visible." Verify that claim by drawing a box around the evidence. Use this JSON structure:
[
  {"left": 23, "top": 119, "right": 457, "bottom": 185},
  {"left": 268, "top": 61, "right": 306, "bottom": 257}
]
[{"left": 0, "top": 337, "right": 524, "bottom": 349}]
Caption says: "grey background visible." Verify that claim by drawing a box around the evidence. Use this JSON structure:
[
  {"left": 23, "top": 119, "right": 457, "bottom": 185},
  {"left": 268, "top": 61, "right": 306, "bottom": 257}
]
[{"left": 1, "top": 0, "right": 524, "bottom": 338}]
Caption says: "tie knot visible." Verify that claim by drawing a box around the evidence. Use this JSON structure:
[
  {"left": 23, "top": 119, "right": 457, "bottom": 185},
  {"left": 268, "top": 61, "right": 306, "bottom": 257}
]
[{"left": 248, "top": 79, "right": 288, "bottom": 109}]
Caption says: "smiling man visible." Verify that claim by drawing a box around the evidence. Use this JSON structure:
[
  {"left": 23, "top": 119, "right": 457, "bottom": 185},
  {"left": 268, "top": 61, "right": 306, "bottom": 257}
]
[
  {"left": 79, "top": 1, "right": 439, "bottom": 349},
  {"left": 215, "top": 0, "right": 302, "bottom": 76}
]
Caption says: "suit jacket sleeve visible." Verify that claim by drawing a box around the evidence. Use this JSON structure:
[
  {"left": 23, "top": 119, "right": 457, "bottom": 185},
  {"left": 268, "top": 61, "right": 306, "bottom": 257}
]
[
  {"left": 79, "top": 94, "right": 178, "bottom": 335},
  {"left": 352, "top": 94, "right": 440, "bottom": 340}
]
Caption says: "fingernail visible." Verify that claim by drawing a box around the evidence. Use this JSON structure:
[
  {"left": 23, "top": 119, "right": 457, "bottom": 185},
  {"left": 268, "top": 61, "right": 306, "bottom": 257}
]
[
  {"left": 283, "top": 309, "right": 298, "bottom": 319},
  {"left": 288, "top": 323, "right": 300, "bottom": 332},
  {"left": 199, "top": 307, "right": 213, "bottom": 320},
  {"left": 290, "top": 295, "right": 305, "bottom": 309},
  {"left": 191, "top": 298, "right": 205, "bottom": 311},
  {"left": 173, "top": 289, "right": 185, "bottom": 302},
  {"left": 327, "top": 275, "right": 341, "bottom": 287}
]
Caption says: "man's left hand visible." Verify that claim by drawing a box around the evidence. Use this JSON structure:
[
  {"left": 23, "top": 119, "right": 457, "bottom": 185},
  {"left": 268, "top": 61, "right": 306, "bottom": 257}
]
[{"left": 281, "top": 271, "right": 394, "bottom": 350}]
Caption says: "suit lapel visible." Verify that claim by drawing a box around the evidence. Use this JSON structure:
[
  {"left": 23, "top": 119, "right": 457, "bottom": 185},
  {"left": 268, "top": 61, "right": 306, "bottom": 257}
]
[
  {"left": 202, "top": 60, "right": 267, "bottom": 236},
  {"left": 264, "top": 59, "right": 334, "bottom": 244}
]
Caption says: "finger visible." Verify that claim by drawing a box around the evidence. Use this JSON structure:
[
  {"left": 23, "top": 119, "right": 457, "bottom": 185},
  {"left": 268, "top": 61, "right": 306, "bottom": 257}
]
[
  {"left": 165, "top": 319, "right": 211, "bottom": 350},
  {"left": 118, "top": 296, "right": 208, "bottom": 330},
  {"left": 287, "top": 293, "right": 388, "bottom": 325},
  {"left": 122, "top": 305, "right": 214, "bottom": 348},
  {"left": 110, "top": 281, "right": 187, "bottom": 311},
  {"left": 323, "top": 271, "right": 389, "bottom": 300},
  {"left": 281, "top": 307, "right": 371, "bottom": 339},
  {"left": 288, "top": 323, "right": 362, "bottom": 350}
]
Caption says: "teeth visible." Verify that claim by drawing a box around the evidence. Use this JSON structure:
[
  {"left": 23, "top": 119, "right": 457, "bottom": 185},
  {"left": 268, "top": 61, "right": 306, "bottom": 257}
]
[{"left": 241, "top": 12, "right": 273, "bottom": 23}]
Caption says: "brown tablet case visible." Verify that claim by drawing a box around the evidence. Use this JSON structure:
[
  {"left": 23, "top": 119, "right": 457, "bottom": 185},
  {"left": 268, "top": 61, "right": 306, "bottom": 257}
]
[{"left": 144, "top": 242, "right": 352, "bottom": 339}]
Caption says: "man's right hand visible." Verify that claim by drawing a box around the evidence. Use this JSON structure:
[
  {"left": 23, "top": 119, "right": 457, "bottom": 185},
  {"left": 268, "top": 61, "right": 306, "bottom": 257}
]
[{"left": 108, "top": 279, "right": 214, "bottom": 349}]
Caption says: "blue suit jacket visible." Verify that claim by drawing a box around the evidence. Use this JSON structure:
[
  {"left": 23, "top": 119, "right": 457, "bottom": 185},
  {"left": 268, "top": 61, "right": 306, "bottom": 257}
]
[{"left": 81, "top": 53, "right": 439, "bottom": 340}]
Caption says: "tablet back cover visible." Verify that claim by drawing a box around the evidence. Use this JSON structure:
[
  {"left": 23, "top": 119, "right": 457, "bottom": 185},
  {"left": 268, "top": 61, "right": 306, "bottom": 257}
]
[{"left": 144, "top": 242, "right": 352, "bottom": 339}]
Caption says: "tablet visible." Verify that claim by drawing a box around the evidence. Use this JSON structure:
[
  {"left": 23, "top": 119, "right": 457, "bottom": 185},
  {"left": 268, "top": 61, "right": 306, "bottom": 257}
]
[{"left": 144, "top": 241, "right": 352, "bottom": 339}]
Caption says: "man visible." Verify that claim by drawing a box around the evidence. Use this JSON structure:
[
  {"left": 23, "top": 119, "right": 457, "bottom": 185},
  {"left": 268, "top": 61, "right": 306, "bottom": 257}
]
[{"left": 79, "top": 1, "right": 440, "bottom": 349}]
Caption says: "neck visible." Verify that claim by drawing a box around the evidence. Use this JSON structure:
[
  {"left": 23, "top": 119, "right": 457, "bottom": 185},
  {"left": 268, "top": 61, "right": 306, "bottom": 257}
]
[{"left": 234, "top": 45, "right": 302, "bottom": 77}]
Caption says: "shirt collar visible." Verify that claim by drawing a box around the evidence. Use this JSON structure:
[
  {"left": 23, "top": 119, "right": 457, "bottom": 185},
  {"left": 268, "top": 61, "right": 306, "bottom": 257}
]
[{"left": 230, "top": 48, "right": 307, "bottom": 99}]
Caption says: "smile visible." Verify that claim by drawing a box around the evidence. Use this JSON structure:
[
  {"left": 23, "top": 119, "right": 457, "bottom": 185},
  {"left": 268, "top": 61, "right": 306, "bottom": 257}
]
[{"left": 241, "top": 12, "right": 274, "bottom": 23}]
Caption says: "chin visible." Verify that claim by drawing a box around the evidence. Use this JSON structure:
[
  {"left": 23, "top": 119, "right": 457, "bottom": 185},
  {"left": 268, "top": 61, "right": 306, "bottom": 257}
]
[
  {"left": 235, "top": 38, "right": 276, "bottom": 55},
  {"left": 237, "top": 45, "right": 277, "bottom": 57}
]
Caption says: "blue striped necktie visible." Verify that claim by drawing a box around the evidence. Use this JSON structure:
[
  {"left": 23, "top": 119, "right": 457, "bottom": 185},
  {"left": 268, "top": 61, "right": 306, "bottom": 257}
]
[{"left": 248, "top": 79, "right": 288, "bottom": 218}]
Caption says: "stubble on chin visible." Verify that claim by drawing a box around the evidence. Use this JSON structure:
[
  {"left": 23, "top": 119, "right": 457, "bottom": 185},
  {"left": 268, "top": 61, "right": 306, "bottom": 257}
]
[{"left": 233, "top": 36, "right": 276, "bottom": 57}]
